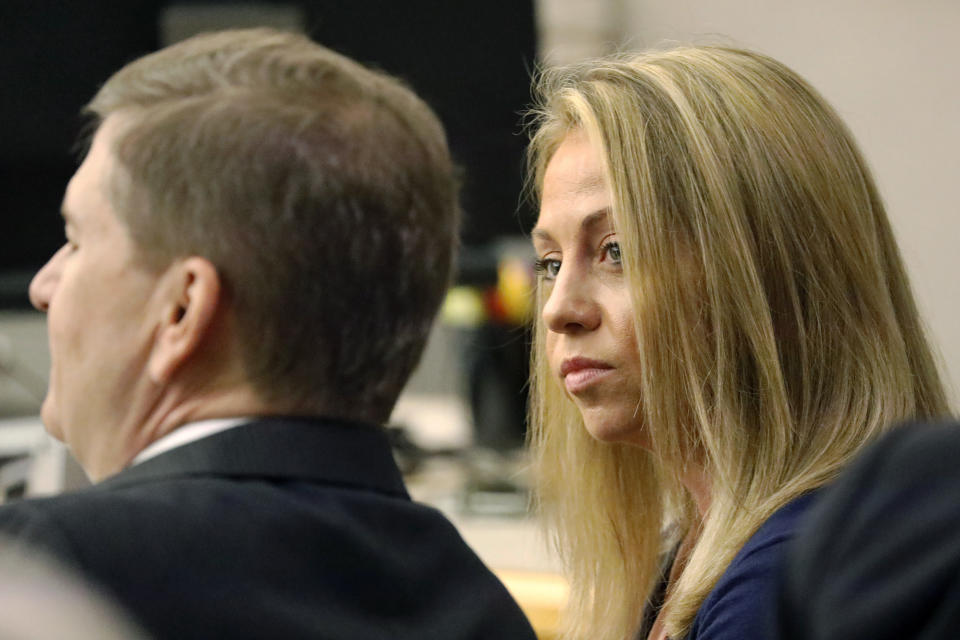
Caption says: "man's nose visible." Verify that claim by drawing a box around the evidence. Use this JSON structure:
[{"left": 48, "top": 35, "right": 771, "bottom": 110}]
[
  {"left": 29, "top": 247, "right": 65, "bottom": 312},
  {"left": 541, "top": 268, "right": 601, "bottom": 334}
]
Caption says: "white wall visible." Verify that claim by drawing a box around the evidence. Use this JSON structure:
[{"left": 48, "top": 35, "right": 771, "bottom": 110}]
[{"left": 539, "top": 0, "right": 960, "bottom": 407}]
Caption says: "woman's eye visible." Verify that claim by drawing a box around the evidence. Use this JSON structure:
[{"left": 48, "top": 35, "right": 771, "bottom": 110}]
[
  {"left": 601, "top": 241, "right": 621, "bottom": 264},
  {"left": 534, "top": 257, "right": 562, "bottom": 280}
]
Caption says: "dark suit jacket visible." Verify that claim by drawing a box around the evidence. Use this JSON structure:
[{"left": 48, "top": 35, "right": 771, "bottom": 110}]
[
  {"left": 775, "top": 420, "right": 960, "bottom": 640},
  {"left": 0, "top": 416, "right": 537, "bottom": 639}
]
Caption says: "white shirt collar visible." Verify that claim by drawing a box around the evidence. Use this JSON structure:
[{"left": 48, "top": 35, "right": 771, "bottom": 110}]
[{"left": 132, "top": 417, "right": 250, "bottom": 466}]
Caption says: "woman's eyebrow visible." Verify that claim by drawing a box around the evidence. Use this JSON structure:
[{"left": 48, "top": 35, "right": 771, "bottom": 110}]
[
  {"left": 579, "top": 207, "right": 613, "bottom": 234},
  {"left": 531, "top": 207, "right": 613, "bottom": 244},
  {"left": 530, "top": 227, "right": 552, "bottom": 243}
]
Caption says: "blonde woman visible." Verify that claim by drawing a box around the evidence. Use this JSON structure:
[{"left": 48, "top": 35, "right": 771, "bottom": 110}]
[{"left": 526, "top": 46, "right": 951, "bottom": 640}]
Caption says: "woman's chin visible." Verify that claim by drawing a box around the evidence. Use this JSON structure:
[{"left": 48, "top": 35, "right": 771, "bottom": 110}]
[{"left": 580, "top": 409, "right": 649, "bottom": 448}]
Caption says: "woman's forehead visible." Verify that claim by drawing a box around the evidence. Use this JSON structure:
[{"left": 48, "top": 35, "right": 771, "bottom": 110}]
[{"left": 541, "top": 132, "right": 604, "bottom": 195}]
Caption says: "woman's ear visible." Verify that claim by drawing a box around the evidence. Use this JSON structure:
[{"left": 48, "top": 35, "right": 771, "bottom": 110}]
[{"left": 147, "top": 257, "right": 222, "bottom": 385}]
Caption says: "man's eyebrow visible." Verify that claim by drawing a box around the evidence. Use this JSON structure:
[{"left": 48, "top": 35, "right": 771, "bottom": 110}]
[
  {"left": 60, "top": 207, "right": 78, "bottom": 228},
  {"left": 531, "top": 207, "right": 613, "bottom": 243}
]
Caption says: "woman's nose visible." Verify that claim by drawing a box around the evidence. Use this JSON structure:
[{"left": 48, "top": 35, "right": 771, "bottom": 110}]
[{"left": 541, "top": 267, "right": 601, "bottom": 334}]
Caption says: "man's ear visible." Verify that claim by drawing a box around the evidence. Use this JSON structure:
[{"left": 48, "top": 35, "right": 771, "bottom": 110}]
[{"left": 147, "top": 257, "right": 222, "bottom": 385}]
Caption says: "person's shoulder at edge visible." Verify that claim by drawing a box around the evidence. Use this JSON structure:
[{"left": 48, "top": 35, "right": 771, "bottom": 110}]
[
  {"left": 776, "top": 420, "right": 960, "bottom": 640},
  {"left": 0, "top": 493, "right": 83, "bottom": 566},
  {"left": 0, "top": 535, "right": 149, "bottom": 639},
  {"left": 688, "top": 492, "right": 820, "bottom": 640}
]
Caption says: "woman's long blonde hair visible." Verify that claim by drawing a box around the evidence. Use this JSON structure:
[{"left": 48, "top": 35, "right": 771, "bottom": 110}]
[{"left": 526, "top": 46, "right": 951, "bottom": 639}]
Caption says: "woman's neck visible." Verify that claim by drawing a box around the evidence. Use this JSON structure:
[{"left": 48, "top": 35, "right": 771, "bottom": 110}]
[{"left": 683, "top": 463, "right": 712, "bottom": 518}]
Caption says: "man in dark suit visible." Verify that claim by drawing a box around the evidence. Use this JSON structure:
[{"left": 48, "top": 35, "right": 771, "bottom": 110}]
[
  {"left": 774, "top": 420, "right": 960, "bottom": 640},
  {"left": 0, "top": 28, "right": 536, "bottom": 639}
]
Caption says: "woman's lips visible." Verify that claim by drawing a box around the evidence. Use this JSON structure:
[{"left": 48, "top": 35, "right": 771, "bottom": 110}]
[{"left": 560, "top": 357, "right": 614, "bottom": 394}]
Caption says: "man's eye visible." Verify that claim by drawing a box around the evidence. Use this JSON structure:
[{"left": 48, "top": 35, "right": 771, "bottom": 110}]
[
  {"left": 601, "top": 241, "right": 621, "bottom": 264},
  {"left": 534, "top": 257, "right": 561, "bottom": 279}
]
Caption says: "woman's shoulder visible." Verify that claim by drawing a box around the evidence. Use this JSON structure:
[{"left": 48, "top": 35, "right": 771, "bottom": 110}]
[{"left": 686, "top": 493, "right": 820, "bottom": 640}]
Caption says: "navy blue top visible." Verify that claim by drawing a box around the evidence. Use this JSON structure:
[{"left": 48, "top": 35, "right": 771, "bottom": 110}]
[{"left": 686, "top": 493, "right": 819, "bottom": 639}]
